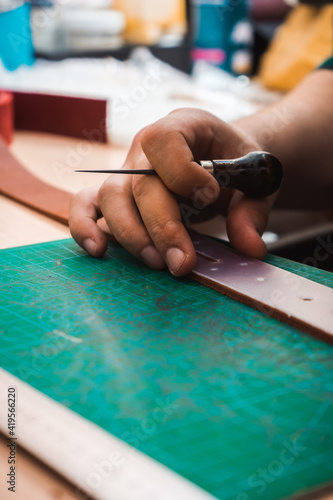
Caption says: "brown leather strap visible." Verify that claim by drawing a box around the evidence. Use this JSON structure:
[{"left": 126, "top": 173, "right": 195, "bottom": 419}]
[
  {"left": 0, "top": 138, "right": 71, "bottom": 225},
  {"left": 190, "top": 230, "right": 333, "bottom": 344},
  {"left": 0, "top": 91, "right": 107, "bottom": 223}
]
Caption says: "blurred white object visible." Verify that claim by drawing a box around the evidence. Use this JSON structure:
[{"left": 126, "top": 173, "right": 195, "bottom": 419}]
[
  {"left": 284, "top": 0, "right": 298, "bottom": 5},
  {"left": 62, "top": 8, "right": 125, "bottom": 51},
  {"left": 61, "top": 8, "right": 125, "bottom": 35},
  {"left": 192, "top": 60, "right": 281, "bottom": 104},
  {"left": 31, "top": 6, "right": 66, "bottom": 55},
  {"left": 32, "top": 3, "right": 125, "bottom": 55},
  {"left": 0, "top": 49, "right": 279, "bottom": 146},
  {"left": 0, "top": 0, "right": 23, "bottom": 11},
  {"left": 262, "top": 231, "right": 279, "bottom": 245},
  {"left": 57, "top": 0, "right": 113, "bottom": 7},
  {"left": 231, "top": 21, "right": 253, "bottom": 44}
]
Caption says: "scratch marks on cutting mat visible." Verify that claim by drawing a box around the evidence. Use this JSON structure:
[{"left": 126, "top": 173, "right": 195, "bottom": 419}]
[{"left": 52, "top": 329, "right": 83, "bottom": 344}]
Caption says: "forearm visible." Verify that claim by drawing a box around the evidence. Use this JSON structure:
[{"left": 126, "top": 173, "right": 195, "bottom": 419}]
[{"left": 233, "top": 70, "right": 333, "bottom": 209}]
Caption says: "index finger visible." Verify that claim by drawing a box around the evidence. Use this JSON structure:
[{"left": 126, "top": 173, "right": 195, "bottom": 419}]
[{"left": 140, "top": 111, "right": 220, "bottom": 204}]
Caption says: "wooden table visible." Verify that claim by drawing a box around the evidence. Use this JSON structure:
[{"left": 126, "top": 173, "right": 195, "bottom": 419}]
[{"left": 0, "top": 131, "right": 127, "bottom": 249}]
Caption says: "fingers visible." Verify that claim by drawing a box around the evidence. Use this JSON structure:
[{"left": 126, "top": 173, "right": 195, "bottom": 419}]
[
  {"left": 226, "top": 192, "right": 277, "bottom": 259},
  {"left": 140, "top": 112, "right": 220, "bottom": 205},
  {"left": 69, "top": 109, "right": 275, "bottom": 277},
  {"left": 96, "top": 144, "right": 197, "bottom": 276},
  {"left": 97, "top": 173, "right": 166, "bottom": 271},
  {"left": 69, "top": 185, "right": 109, "bottom": 258},
  {"left": 133, "top": 173, "right": 197, "bottom": 276}
]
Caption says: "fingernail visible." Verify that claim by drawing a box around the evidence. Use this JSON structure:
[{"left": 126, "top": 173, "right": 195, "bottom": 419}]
[
  {"left": 141, "top": 246, "right": 164, "bottom": 269},
  {"left": 166, "top": 248, "right": 186, "bottom": 274},
  {"left": 83, "top": 238, "right": 97, "bottom": 256}
]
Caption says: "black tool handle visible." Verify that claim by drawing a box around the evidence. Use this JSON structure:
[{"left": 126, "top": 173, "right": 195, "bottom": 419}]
[{"left": 208, "top": 151, "right": 283, "bottom": 198}]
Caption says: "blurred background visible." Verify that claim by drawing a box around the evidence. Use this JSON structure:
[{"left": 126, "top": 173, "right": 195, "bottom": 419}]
[{"left": 0, "top": 0, "right": 294, "bottom": 73}]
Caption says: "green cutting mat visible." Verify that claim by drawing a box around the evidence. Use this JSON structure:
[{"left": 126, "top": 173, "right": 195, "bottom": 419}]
[{"left": 0, "top": 239, "right": 332, "bottom": 500}]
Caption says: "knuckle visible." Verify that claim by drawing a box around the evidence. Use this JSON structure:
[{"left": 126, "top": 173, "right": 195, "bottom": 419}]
[
  {"left": 97, "top": 179, "right": 125, "bottom": 206},
  {"left": 168, "top": 108, "right": 182, "bottom": 116},
  {"left": 115, "top": 223, "right": 136, "bottom": 244},
  {"left": 140, "top": 124, "right": 158, "bottom": 150},
  {"left": 132, "top": 175, "right": 149, "bottom": 198},
  {"left": 140, "top": 122, "right": 173, "bottom": 153},
  {"left": 69, "top": 187, "right": 93, "bottom": 217},
  {"left": 149, "top": 217, "right": 181, "bottom": 243},
  {"left": 167, "top": 108, "right": 194, "bottom": 121},
  {"left": 164, "top": 165, "right": 200, "bottom": 197},
  {"left": 164, "top": 170, "right": 184, "bottom": 193},
  {"left": 132, "top": 127, "right": 146, "bottom": 147}
]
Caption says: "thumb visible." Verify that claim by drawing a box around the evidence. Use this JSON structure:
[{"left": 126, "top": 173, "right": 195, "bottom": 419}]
[
  {"left": 226, "top": 192, "right": 276, "bottom": 260},
  {"left": 69, "top": 185, "right": 109, "bottom": 258}
]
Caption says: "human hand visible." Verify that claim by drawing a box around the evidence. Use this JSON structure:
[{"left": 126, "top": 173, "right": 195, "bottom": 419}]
[{"left": 69, "top": 109, "right": 279, "bottom": 276}]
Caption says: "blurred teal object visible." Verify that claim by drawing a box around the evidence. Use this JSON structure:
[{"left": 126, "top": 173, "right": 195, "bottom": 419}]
[
  {"left": 0, "top": 2, "right": 35, "bottom": 71},
  {"left": 191, "top": 0, "right": 253, "bottom": 75}
]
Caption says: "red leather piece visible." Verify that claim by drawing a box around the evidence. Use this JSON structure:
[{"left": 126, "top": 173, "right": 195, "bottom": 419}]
[
  {"left": 0, "top": 92, "right": 13, "bottom": 145},
  {"left": 14, "top": 92, "right": 108, "bottom": 143}
]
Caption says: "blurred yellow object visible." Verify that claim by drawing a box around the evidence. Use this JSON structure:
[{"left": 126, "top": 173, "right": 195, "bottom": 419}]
[
  {"left": 113, "top": 0, "right": 186, "bottom": 45},
  {"left": 257, "top": 4, "right": 333, "bottom": 92}
]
